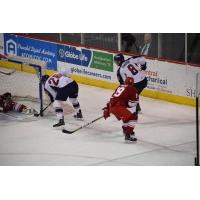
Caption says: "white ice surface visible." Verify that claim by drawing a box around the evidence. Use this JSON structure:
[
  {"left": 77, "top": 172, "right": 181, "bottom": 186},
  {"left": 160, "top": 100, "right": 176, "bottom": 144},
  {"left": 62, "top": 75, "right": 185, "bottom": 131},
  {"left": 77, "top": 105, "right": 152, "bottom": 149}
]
[{"left": 0, "top": 84, "right": 196, "bottom": 166}]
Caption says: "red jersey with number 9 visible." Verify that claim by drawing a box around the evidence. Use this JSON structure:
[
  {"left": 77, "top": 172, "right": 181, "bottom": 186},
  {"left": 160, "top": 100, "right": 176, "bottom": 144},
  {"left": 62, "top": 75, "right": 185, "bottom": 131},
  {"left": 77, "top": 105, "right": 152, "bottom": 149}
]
[{"left": 109, "top": 84, "right": 138, "bottom": 107}]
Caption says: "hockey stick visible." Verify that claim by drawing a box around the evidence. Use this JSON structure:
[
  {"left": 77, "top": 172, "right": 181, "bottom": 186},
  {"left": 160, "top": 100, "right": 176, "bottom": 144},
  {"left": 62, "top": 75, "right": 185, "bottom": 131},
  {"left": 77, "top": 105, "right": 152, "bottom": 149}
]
[
  {"left": 34, "top": 102, "right": 52, "bottom": 117},
  {"left": 0, "top": 69, "right": 16, "bottom": 75},
  {"left": 62, "top": 115, "right": 104, "bottom": 134}
]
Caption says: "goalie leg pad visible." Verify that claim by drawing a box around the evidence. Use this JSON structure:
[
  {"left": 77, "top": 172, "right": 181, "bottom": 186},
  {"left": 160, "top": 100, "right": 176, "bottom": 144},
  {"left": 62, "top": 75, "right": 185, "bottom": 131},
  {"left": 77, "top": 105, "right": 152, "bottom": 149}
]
[{"left": 13, "top": 103, "right": 27, "bottom": 113}]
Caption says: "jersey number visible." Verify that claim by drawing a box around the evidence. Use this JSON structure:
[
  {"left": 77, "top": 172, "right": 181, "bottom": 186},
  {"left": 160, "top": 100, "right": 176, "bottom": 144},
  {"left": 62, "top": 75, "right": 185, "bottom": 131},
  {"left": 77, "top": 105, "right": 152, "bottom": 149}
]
[
  {"left": 48, "top": 74, "right": 62, "bottom": 86},
  {"left": 113, "top": 86, "right": 125, "bottom": 97},
  {"left": 127, "top": 64, "right": 138, "bottom": 75}
]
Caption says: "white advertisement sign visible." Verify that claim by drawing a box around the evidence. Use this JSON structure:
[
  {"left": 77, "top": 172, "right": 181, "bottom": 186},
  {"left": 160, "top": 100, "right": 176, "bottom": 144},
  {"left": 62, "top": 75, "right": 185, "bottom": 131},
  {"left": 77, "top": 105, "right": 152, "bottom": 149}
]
[
  {"left": 145, "top": 59, "right": 200, "bottom": 99},
  {"left": 58, "top": 61, "right": 118, "bottom": 83}
]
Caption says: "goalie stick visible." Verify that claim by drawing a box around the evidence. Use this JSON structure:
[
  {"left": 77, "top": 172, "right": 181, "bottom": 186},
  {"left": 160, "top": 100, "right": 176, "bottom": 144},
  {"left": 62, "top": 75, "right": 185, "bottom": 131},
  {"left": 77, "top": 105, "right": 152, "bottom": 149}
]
[
  {"left": 62, "top": 115, "right": 104, "bottom": 134},
  {"left": 0, "top": 69, "right": 16, "bottom": 75},
  {"left": 34, "top": 102, "right": 52, "bottom": 117}
]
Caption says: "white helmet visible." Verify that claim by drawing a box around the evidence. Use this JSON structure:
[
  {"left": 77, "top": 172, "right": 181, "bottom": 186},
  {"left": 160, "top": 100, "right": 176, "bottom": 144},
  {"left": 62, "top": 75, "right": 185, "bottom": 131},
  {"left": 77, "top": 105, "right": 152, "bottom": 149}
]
[{"left": 60, "top": 68, "right": 71, "bottom": 77}]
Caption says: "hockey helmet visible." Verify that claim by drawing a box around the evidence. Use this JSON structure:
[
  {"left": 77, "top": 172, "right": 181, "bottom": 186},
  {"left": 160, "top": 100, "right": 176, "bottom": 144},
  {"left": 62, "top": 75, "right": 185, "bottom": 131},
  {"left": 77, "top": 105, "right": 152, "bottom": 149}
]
[
  {"left": 114, "top": 54, "right": 125, "bottom": 65},
  {"left": 125, "top": 77, "right": 134, "bottom": 85},
  {"left": 60, "top": 68, "right": 71, "bottom": 77},
  {"left": 3, "top": 92, "right": 12, "bottom": 99},
  {"left": 41, "top": 75, "right": 49, "bottom": 84}
]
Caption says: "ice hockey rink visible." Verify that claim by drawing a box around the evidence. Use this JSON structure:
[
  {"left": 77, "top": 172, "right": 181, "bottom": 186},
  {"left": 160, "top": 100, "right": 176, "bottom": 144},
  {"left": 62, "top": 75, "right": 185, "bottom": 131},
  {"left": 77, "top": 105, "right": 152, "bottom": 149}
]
[{"left": 0, "top": 79, "right": 196, "bottom": 166}]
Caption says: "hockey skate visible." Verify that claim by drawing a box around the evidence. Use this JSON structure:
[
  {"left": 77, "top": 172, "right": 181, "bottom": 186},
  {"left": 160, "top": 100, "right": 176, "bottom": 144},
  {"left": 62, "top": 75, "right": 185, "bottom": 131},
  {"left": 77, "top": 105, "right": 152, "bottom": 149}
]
[
  {"left": 53, "top": 119, "right": 65, "bottom": 127},
  {"left": 74, "top": 109, "right": 83, "bottom": 120},
  {"left": 124, "top": 132, "right": 137, "bottom": 142}
]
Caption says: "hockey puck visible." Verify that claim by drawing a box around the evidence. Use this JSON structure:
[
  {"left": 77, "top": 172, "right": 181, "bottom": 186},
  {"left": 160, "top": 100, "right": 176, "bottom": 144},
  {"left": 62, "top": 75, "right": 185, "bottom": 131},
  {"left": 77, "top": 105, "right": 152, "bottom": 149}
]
[{"left": 34, "top": 113, "right": 40, "bottom": 117}]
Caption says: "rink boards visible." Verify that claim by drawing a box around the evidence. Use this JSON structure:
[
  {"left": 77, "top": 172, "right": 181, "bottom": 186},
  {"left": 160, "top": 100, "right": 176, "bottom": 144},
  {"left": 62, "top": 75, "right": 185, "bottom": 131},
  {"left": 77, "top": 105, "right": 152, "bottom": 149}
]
[
  {"left": 0, "top": 58, "right": 198, "bottom": 107},
  {"left": 0, "top": 33, "right": 200, "bottom": 107}
]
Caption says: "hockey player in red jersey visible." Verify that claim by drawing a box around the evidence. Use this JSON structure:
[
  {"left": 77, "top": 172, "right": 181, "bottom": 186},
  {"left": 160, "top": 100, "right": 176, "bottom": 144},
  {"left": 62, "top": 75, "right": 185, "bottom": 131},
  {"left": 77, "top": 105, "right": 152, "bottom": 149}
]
[
  {"left": 103, "top": 77, "right": 139, "bottom": 142},
  {"left": 0, "top": 92, "right": 37, "bottom": 114}
]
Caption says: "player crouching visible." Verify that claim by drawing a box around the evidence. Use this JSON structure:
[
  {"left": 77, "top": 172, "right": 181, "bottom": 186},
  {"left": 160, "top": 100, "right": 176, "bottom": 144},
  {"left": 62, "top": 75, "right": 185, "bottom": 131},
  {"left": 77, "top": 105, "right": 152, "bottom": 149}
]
[
  {"left": 103, "top": 77, "right": 139, "bottom": 142},
  {"left": 41, "top": 68, "right": 83, "bottom": 127},
  {"left": 0, "top": 92, "right": 38, "bottom": 115}
]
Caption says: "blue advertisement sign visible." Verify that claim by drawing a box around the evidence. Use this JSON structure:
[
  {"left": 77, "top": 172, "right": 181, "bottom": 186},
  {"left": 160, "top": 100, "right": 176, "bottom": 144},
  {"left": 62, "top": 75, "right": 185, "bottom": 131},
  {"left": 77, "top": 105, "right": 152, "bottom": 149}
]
[
  {"left": 57, "top": 44, "right": 92, "bottom": 67},
  {"left": 4, "top": 33, "right": 57, "bottom": 70}
]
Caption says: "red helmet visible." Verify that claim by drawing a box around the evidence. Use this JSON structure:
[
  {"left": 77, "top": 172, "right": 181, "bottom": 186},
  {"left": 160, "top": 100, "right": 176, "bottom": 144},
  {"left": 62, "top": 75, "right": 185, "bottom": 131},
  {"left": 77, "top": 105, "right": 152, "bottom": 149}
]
[{"left": 125, "top": 77, "right": 134, "bottom": 85}]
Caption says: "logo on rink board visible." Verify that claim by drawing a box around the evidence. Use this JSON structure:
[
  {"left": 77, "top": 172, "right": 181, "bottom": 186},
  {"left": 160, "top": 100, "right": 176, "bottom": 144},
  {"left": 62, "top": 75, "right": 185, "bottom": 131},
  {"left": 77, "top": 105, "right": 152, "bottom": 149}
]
[
  {"left": 57, "top": 44, "right": 92, "bottom": 67},
  {"left": 4, "top": 33, "right": 58, "bottom": 70},
  {"left": 6, "top": 39, "right": 17, "bottom": 56},
  {"left": 5, "top": 35, "right": 18, "bottom": 56}
]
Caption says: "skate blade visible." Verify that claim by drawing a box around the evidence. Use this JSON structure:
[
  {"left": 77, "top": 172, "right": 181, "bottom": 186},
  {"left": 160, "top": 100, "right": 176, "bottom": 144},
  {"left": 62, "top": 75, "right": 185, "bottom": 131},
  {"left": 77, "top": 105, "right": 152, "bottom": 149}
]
[
  {"left": 53, "top": 125, "right": 65, "bottom": 131},
  {"left": 124, "top": 139, "right": 137, "bottom": 143},
  {"left": 74, "top": 118, "right": 84, "bottom": 121}
]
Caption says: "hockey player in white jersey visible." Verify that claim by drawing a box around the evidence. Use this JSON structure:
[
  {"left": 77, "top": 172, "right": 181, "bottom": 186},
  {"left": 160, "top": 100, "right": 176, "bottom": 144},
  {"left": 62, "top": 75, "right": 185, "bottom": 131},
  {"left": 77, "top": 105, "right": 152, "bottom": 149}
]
[
  {"left": 42, "top": 68, "right": 83, "bottom": 127},
  {"left": 114, "top": 53, "right": 148, "bottom": 114}
]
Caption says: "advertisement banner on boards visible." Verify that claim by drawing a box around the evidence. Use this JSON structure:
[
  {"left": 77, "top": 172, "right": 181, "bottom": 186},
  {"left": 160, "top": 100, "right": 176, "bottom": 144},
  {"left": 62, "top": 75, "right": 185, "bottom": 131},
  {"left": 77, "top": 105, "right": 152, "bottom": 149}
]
[
  {"left": 90, "top": 51, "right": 113, "bottom": 72},
  {"left": 57, "top": 44, "right": 92, "bottom": 67},
  {"left": 57, "top": 44, "right": 113, "bottom": 72},
  {"left": 4, "top": 34, "right": 57, "bottom": 70}
]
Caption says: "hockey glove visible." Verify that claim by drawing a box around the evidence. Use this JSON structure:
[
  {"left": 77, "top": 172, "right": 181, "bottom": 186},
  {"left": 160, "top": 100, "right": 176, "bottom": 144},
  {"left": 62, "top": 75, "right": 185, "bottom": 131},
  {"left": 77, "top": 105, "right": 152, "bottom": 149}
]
[
  {"left": 141, "top": 62, "right": 147, "bottom": 71},
  {"left": 102, "top": 103, "right": 110, "bottom": 120}
]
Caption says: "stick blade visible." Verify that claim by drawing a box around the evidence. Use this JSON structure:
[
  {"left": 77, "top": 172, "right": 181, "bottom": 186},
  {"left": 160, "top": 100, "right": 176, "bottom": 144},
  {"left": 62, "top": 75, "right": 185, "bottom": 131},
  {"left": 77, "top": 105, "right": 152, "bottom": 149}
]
[
  {"left": 62, "top": 128, "right": 74, "bottom": 134},
  {"left": 0, "top": 69, "right": 16, "bottom": 75},
  {"left": 8, "top": 69, "right": 16, "bottom": 75}
]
